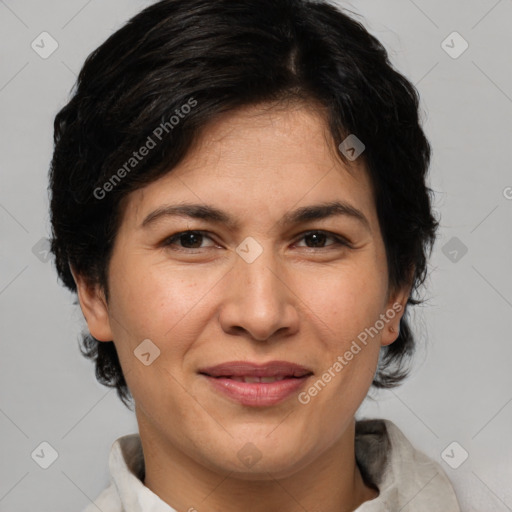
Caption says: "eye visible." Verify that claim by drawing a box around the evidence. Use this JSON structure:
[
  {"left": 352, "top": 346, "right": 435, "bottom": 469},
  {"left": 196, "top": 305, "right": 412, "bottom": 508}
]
[
  {"left": 161, "top": 230, "right": 216, "bottom": 251},
  {"left": 294, "top": 230, "right": 352, "bottom": 249},
  {"left": 161, "top": 229, "right": 352, "bottom": 253}
]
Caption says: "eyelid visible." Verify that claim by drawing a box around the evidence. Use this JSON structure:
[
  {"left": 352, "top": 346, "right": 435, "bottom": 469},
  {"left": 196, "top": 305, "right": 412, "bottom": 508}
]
[
  {"left": 161, "top": 230, "right": 217, "bottom": 249},
  {"left": 292, "top": 230, "right": 353, "bottom": 248},
  {"left": 161, "top": 229, "right": 353, "bottom": 251}
]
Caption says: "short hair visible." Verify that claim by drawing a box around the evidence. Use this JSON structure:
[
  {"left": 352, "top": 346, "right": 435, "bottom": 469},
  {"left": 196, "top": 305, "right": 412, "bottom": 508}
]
[{"left": 48, "top": 0, "right": 439, "bottom": 409}]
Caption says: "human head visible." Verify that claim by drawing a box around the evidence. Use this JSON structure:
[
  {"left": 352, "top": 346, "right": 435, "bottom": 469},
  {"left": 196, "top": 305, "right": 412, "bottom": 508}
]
[{"left": 49, "top": 0, "right": 438, "bottom": 410}]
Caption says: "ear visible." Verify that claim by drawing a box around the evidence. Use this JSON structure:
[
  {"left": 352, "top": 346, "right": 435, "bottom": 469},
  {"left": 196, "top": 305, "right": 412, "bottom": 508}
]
[
  {"left": 70, "top": 264, "right": 114, "bottom": 342},
  {"left": 380, "top": 281, "right": 411, "bottom": 347}
]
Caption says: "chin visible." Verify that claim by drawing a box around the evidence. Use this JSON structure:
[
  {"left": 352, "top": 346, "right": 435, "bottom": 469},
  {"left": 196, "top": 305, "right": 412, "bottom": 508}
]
[
  {"left": 227, "top": 453, "right": 312, "bottom": 481},
  {"left": 201, "top": 433, "right": 318, "bottom": 480}
]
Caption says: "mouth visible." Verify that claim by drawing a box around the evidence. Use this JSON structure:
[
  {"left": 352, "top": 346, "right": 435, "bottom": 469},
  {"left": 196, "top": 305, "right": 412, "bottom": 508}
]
[
  {"left": 198, "top": 360, "right": 313, "bottom": 378},
  {"left": 198, "top": 361, "right": 313, "bottom": 406},
  {"left": 213, "top": 375, "right": 296, "bottom": 383}
]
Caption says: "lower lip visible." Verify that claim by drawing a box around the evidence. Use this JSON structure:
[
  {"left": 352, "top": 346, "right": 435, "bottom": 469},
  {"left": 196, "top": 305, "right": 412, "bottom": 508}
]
[{"left": 202, "top": 375, "right": 311, "bottom": 406}]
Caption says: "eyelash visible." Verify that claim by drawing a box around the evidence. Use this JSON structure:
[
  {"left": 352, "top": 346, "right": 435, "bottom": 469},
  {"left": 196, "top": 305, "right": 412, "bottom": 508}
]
[{"left": 161, "top": 230, "right": 352, "bottom": 252}]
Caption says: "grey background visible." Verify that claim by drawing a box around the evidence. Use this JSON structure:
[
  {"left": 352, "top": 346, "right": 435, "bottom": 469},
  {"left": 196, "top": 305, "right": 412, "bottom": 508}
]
[{"left": 1, "top": 0, "right": 511, "bottom": 511}]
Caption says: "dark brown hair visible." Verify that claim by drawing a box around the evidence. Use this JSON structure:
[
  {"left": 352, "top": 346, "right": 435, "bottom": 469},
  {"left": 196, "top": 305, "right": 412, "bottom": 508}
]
[{"left": 49, "top": 0, "right": 438, "bottom": 409}]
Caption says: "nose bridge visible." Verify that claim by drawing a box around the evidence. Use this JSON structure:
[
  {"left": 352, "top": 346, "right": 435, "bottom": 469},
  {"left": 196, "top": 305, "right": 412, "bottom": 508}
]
[
  {"left": 235, "top": 237, "right": 284, "bottom": 307},
  {"left": 219, "top": 237, "right": 297, "bottom": 340}
]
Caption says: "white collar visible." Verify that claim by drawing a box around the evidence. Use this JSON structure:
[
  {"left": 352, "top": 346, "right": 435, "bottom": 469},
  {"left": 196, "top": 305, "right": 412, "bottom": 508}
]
[
  {"left": 353, "top": 419, "right": 461, "bottom": 511},
  {"left": 83, "top": 419, "right": 460, "bottom": 511}
]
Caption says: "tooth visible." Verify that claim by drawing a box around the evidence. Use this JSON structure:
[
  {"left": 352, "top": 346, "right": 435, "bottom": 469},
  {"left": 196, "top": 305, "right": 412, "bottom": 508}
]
[
  {"left": 226, "top": 376, "right": 289, "bottom": 383},
  {"left": 243, "top": 376, "right": 261, "bottom": 383}
]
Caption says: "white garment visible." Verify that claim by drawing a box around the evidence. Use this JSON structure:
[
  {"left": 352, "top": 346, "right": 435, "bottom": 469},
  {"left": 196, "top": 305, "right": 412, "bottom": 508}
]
[{"left": 82, "top": 419, "right": 461, "bottom": 512}]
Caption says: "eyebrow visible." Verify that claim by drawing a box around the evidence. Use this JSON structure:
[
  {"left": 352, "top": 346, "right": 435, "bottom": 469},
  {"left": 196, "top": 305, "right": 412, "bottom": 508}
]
[{"left": 140, "top": 200, "right": 371, "bottom": 232}]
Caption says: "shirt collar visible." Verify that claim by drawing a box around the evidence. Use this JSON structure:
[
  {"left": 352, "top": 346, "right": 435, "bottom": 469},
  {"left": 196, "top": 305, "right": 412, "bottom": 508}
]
[
  {"left": 108, "top": 433, "right": 176, "bottom": 511},
  {"left": 105, "top": 419, "right": 460, "bottom": 512},
  {"left": 354, "top": 419, "right": 460, "bottom": 511}
]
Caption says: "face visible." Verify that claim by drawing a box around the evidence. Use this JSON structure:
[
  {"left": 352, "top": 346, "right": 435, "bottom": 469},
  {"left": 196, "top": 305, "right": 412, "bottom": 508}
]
[{"left": 75, "top": 102, "right": 407, "bottom": 479}]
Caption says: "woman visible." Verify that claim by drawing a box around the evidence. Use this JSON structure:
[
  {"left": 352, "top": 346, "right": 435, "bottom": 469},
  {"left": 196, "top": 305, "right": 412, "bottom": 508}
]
[{"left": 48, "top": 0, "right": 461, "bottom": 510}]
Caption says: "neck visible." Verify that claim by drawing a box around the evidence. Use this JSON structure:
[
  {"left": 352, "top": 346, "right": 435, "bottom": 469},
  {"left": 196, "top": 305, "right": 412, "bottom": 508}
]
[{"left": 139, "top": 416, "right": 378, "bottom": 512}]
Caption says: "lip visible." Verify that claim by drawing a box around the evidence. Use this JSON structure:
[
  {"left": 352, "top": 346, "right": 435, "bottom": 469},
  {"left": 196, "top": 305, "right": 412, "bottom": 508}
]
[
  {"left": 198, "top": 360, "right": 313, "bottom": 407},
  {"left": 198, "top": 360, "right": 313, "bottom": 378}
]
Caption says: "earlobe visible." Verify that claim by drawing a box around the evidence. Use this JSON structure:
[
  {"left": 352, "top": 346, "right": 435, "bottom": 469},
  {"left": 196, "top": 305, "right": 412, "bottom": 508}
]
[
  {"left": 381, "top": 285, "right": 409, "bottom": 347},
  {"left": 70, "top": 265, "right": 114, "bottom": 342}
]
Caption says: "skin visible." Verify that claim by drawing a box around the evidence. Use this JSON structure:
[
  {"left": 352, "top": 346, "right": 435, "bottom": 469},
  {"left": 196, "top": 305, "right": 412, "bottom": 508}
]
[{"left": 72, "top": 101, "right": 410, "bottom": 512}]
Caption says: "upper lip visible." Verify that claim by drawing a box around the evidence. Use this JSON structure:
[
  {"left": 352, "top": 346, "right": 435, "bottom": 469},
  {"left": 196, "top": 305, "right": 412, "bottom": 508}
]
[{"left": 199, "top": 360, "right": 313, "bottom": 378}]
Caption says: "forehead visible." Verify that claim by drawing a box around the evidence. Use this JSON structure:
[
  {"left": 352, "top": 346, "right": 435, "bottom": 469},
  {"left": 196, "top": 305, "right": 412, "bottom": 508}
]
[
  {"left": 175, "top": 101, "right": 362, "bottom": 182},
  {"left": 120, "top": 102, "right": 376, "bottom": 230}
]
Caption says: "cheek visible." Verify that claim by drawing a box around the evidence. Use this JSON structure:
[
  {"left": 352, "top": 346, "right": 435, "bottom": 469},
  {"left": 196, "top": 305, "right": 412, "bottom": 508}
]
[
  {"left": 107, "top": 263, "right": 208, "bottom": 416},
  {"left": 107, "top": 258, "right": 226, "bottom": 382},
  {"left": 109, "top": 261, "right": 204, "bottom": 336},
  {"left": 297, "top": 260, "right": 388, "bottom": 339}
]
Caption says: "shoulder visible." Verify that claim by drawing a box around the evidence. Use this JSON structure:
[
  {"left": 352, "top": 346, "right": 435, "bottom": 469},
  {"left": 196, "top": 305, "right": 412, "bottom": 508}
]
[
  {"left": 80, "top": 433, "right": 175, "bottom": 512},
  {"left": 354, "top": 418, "right": 461, "bottom": 511},
  {"left": 80, "top": 434, "right": 139, "bottom": 512},
  {"left": 81, "top": 483, "right": 121, "bottom": 512}
]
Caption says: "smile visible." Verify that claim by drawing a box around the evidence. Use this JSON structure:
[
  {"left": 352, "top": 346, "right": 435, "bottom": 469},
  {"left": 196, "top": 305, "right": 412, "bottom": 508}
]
[{"left": 198, "top": 360, "right": 313, "bottom": 406}]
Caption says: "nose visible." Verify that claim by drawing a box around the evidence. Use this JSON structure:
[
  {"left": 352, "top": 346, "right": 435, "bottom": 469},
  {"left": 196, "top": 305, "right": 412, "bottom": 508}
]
[{"left": 218, "top": 245, "right": 300, "bottom": 342}]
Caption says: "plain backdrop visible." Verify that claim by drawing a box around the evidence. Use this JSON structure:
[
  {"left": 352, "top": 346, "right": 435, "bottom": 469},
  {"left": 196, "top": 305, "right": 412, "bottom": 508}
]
[{"left": 1, "top": 1, "right": 511, "bottom": 511}]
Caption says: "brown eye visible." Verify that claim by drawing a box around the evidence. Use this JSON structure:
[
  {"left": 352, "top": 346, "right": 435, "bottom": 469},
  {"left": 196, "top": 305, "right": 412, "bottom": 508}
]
[
  {"left": 162, "top": 230, "right": 215, "bottom": 250},
  {"left": 295, "top": 230, "right": 351, "bottom": 249}
]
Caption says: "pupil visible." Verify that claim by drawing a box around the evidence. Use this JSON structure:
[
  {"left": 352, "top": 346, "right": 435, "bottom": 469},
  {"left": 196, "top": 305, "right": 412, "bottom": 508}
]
[
  {"left": 178, "top": 232, "right": 327, "bottom": 249},
  {"left": 181, "top": 232, "right": 202, "bottom": 248},
  {"left": 307, "top": 232, "right": 325, "bottom": 247}
]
